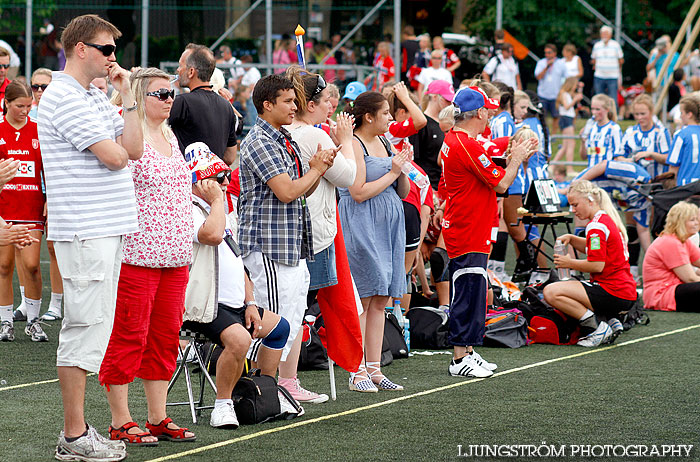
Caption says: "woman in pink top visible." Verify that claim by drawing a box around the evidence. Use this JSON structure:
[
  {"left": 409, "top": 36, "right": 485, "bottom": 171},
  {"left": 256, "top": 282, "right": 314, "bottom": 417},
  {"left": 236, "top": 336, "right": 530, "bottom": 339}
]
[
  {"left": 99, "top": 68, "right": 195, "bottom": 445},
  {"left": 643, "top": 201, "right": 700, "bottom": 311}
]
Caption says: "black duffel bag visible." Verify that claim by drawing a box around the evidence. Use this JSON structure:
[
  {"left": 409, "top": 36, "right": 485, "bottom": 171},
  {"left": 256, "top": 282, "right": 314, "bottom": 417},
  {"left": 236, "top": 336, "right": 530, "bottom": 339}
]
[{"left": 232, "top": 369, "right": 281, "bottom": 425}]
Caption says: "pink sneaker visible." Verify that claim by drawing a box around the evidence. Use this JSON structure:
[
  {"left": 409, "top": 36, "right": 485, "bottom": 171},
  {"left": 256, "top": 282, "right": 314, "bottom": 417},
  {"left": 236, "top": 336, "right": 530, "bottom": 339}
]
[{"left": 278, "top": 377, "right": 329, "bottom": 404}]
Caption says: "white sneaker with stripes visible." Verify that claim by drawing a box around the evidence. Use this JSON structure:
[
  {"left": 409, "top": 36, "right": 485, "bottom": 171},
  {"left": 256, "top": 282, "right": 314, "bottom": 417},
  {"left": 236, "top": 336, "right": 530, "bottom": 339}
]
[
  {"left": 470, "top": 350, "right": 497, "bottom": 371},
  {"left": 576, "top": 321, "right": 613, "bottom": 347},
  {"left": 448, "top": 355, "right": 493, "bottom": 378}
]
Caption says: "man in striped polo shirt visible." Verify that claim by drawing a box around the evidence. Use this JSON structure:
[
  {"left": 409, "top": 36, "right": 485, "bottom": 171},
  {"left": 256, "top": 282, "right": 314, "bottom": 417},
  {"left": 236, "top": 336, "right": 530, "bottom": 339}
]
[
  {"left": 37, "top": 14, "right": 142, "bottom": 462},
  {"left": 591, "top": 26, "right": 624, "bottom": 107}
]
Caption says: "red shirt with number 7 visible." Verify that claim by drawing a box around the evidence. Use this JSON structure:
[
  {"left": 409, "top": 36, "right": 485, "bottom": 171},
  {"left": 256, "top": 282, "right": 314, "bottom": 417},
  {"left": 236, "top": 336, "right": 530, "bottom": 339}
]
[{"left": 0, "top": 118, "right": 45, "bottom": 227}]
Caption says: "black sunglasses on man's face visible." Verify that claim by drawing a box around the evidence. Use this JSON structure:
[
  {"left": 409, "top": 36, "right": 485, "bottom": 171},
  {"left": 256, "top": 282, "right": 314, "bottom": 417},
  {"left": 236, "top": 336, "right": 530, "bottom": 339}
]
[
  {"left": 211, "top": 170, "right": 232, "bottom": 184},
  {"left": 84, "top": 42, "right": 116, "bottom": 57}
]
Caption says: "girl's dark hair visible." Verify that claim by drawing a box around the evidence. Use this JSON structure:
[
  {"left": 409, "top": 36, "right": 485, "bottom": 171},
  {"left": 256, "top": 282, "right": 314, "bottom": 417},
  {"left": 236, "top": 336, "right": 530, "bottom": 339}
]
[
  {"left": 524, "top": 89, "right": 549, "bottom": 158},
  {"left": 347, "top": 91, "right": 387, "bottom": 129},
  {"left": 492, "top": 81, "right": 514, "bottom": 116},
  {"left": 3, "top": 81, "right": 32, "bottom": 115},
  {"left": 285, "top": 64, "right": 324, "bottom": 115}
]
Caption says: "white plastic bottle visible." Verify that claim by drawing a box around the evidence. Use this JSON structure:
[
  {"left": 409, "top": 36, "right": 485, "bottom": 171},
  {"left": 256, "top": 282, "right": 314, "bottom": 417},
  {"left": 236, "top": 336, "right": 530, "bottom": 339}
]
[
  {"left": 393, "top": 299, "right": 410, "bottom": 352},
  {"left": 401, "top": 162, "right": 430, "bottom": 190},
  {"left": 553, "top": 240, "right": 571, "bottom": 280}
]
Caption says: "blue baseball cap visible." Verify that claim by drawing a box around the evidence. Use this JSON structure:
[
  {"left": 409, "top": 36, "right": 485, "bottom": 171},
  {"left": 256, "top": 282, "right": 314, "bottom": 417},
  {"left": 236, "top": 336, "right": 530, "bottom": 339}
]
[
  {"left": 453, "top": 86, "right": 499, "bottom": 113},
  {"left": 342, "top": 81, "right": 367, "bottom": 101}
]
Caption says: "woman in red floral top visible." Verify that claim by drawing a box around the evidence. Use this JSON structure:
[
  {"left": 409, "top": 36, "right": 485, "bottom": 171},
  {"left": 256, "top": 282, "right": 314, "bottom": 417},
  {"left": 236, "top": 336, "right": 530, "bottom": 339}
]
[{"left": 99, "top": 68, "right": 195, "bottom": 445}]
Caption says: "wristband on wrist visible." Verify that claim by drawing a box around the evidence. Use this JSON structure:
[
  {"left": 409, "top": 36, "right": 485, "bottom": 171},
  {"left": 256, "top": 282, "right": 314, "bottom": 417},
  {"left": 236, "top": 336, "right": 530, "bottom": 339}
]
[{"left": 245, "top": 300, "right": 257, "bottom": 307}]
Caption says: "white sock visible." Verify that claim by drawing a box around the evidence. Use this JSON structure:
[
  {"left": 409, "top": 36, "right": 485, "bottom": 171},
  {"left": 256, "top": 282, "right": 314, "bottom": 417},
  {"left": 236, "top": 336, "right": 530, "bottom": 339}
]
[
  {"left": 487, "top": 260, "right": 495, "bottom": 271},
  {"left": 494, "top": 262, "right": 505, "bottom": 274},
  {"left": 215, "top": 398, "right": 233, "bottom": 408},
  {"left": 25, "top": 298, "right": 41, "bottom": 321},
  {"left": 579, "top": 309, "right": 594, "bottom": 321},
  {"left": 49, "top": 293, "right": 63, "bottom": 313},
  {"left": 0, "top": 305, "right": 13, "bottom": 324},
  {"left": 16, "top": 286, "right": 26, "bottom": 313}
]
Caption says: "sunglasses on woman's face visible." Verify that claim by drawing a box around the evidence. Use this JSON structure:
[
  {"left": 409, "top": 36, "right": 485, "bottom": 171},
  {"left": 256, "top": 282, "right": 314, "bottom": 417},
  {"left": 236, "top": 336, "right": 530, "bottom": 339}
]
[
  {"left": 210, "top": 170, "right": 232, "bottom": 184},
  {"left": 83, "top": 42, "right": 117, "bottom": 57},
  {"left": 31, "top": 84, "right": 49, "bottom": 91},
  {"left": 0, "top": 64, "right": 10, "bottom": 69},
  {"left": 146, "top": 88, "right": 175, "bottom": 101}
]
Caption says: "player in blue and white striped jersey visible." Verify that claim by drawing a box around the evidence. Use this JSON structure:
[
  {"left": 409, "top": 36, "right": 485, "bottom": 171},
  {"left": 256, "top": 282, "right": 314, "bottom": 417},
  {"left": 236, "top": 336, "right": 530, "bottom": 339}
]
[
  {"left": 490, "top": 106, "right": 515, "bottom": 138},
  {"left": 517, "top": 90, "right": 550, "bottom": 190},
  {"left": 668, "top": 95, "right": 700, "bottom": 186},
  {"left": 582, "top": 94, "right": 622, "bottom": 168},
  {"left": 490, "top": 81, "right": 516, "bottom": 139},
  {"left": 621, "top": 94, "right": 671, "bottom": 179}
]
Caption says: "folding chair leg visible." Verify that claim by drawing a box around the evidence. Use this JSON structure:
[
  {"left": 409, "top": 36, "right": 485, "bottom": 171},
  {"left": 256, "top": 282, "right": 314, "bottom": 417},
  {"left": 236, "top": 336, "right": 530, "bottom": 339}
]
[
  {"left": 193, "top": 343, "right": 218, "bottom": 414},
  {"left": 182, "top": 357, "right": 197, "bottom": 424},
  {"left": 168, "top": 346, "right": 187, "bottom": 394}
]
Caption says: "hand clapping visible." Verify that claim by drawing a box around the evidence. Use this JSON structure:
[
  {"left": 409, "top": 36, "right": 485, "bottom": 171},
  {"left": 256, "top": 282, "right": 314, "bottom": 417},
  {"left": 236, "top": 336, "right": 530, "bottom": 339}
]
[{"left": 309, "top": 143, "right": 339, "bottom": 175}]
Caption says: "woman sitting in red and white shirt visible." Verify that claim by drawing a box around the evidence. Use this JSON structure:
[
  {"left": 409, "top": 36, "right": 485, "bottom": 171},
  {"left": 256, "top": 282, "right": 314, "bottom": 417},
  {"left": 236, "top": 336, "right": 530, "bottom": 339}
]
[
  {"left": 544, "top": 180, "right": 637, "bottom": 347},
  {"left": 643, "top": 201, "right": 700, "bottom": 312}
]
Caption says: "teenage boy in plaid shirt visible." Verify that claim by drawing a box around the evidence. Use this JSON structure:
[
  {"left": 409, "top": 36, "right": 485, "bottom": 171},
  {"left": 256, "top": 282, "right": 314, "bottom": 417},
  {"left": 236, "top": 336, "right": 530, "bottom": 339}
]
[{"left": 238, "top": 74, "right": 338, "bottom": 403}]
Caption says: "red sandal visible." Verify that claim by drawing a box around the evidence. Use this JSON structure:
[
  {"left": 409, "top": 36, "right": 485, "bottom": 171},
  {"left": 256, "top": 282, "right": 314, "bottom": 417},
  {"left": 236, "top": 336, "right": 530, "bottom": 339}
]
[
  {"left": 145, "top": 417, "right": 196, "bottom": 442},
  {"left": 108, "top": 421, "right": 159, "bottom": 446}
]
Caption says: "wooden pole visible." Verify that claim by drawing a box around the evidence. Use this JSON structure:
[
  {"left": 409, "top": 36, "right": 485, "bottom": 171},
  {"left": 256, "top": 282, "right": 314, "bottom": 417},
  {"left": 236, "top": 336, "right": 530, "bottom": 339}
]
[
  {"left": 655, "top": 18, "right": 700, "bottom": 115},
  {"left": 654, "top": 0, "right": 700, "bottom": 91}
]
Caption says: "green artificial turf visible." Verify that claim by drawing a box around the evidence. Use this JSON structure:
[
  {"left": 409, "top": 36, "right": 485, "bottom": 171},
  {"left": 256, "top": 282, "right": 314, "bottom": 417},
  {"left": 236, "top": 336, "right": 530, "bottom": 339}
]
[{"left": 2, "top": 306, "right": 699, "bottom": 462}]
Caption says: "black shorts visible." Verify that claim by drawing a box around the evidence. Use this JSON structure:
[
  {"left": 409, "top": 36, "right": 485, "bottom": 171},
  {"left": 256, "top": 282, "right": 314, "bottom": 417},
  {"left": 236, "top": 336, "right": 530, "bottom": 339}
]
[
  {"left": 581, "top": 281, "right": 636, "bottom": 319},
  {"left": 182, "top": 303, "right": 265, "bottom": 346},
  {"left": 403, "top": 201, "right": 421, "bottom": 252}
]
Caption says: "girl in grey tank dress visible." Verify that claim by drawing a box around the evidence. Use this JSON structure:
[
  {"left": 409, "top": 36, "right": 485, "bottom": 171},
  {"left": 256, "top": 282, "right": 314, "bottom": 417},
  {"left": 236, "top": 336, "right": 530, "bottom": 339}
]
[{"left": 338, "top": 136, "right": 406, "bottom": 299}]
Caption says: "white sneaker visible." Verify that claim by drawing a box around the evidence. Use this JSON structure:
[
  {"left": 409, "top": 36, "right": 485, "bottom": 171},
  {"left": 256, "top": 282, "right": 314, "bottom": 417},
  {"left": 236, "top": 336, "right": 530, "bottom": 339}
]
[
  {"left": 25, "top": 318, "right": 49, "bottom": 342},
  {"left": 576, "top": 321, "right": 613, "bottom": 347},
  {"left": 604, "top": 318, "right": 624, "bottom": 344},
  {"left": 448, "top": 355, "right": 493, "bottom": 378},
  {"left": 55, "top": 428, "right": 126, "bottom": 462},
  {"left": 86, "top": 426, "right": 125, "bottom": 452},
  {"left": 471, "top": 350, "right": 497, "bottom": 371},
  {"left": 278, "top": 377, "right": 329, "bottom": 404},
  {"left": 210, "top": 402, "right": 239, "bottom": 429},
  {"left": 0, "top": 321, "right": 14, "bottom": 342},
  {"left": 41, "top": 309, "right": 63, "bottom": 322}
]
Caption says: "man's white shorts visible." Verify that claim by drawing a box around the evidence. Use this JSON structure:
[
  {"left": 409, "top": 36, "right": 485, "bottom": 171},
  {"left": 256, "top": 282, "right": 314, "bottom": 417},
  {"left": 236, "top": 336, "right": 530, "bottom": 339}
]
[
  {"left": 243, "top": 252, "right": 309, "bottom": 361},
  {"left": 53, "top": 236, "right": 122, "bottom": 373}
]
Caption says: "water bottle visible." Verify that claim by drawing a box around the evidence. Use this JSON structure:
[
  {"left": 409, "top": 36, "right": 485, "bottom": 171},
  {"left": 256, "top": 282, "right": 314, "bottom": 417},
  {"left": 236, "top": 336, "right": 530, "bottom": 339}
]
[
  {"left": 553, "top": 240, "right": 571, "bottom": 280},
  {"left": 401, "top": 162, "right": 430, "bottom": 190},
  {"left": 393, "top": 300, "right": 410, "bottom": 352}
]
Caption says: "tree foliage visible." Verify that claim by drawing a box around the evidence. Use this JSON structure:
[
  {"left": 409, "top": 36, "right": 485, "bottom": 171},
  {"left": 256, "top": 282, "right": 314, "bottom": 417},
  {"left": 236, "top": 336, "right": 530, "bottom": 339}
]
[
  {"left": 0, "top": 0, "right": 57, "bottom": 33},
  {"left": 461, "top": 0, "right": 694, "bottom": 55}
]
